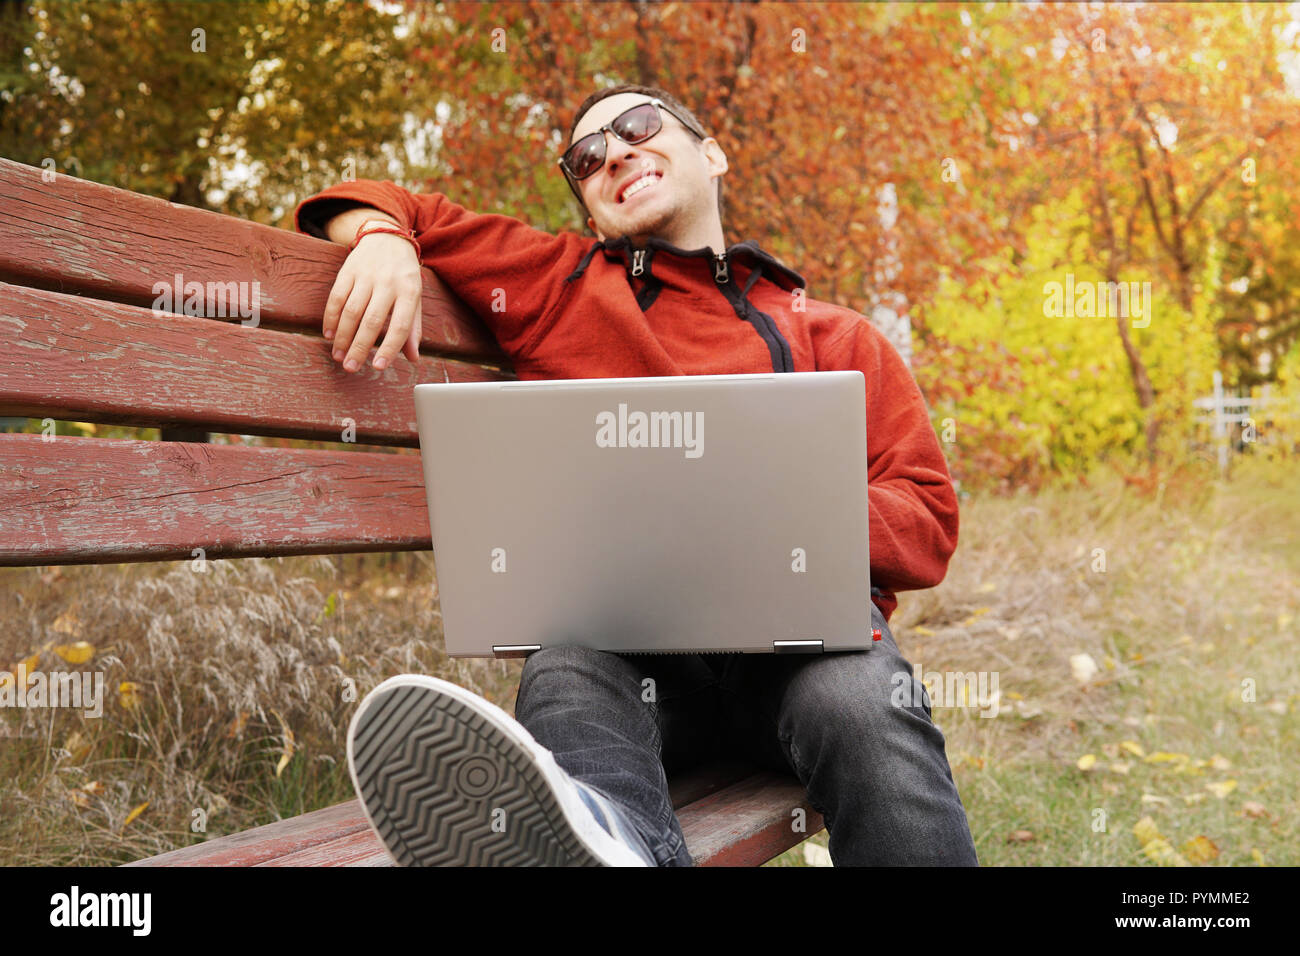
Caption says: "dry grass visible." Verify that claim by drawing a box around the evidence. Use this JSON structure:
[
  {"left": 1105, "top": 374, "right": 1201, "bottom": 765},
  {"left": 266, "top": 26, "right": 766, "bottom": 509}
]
[
  {"left": 2, "top": 453, "right": 1295, "bottom": 867},
  {"left": 770, "top": 452, "right": 1298, "bottom": 865},
  {"left": 0, "top": 553, "right": 522, "bottom": 865}
]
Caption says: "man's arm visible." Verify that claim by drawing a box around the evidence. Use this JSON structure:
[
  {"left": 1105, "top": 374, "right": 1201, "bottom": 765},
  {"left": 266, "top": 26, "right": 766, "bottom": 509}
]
[
  {"left": 294, "top": 179, "right": 591, "bottom": 372},
  {"left": 321, "top": 205, "right": 400, "bottom": 245},
  {"left": 816, "top": 315, "right": 959, "bottom": 619}
]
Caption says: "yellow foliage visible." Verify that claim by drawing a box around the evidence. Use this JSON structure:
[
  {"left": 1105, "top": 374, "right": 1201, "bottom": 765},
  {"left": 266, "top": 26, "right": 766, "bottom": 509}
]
[
  {"left": 54, "top": 642, "right": 95, "bottom": 664},
  {"left": 919, "top": 190, "right": 1219, "bottom": 489}
]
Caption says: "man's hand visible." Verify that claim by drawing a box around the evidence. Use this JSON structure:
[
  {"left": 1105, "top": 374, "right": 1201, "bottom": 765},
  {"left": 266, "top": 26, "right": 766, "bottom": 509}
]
[{"left": 321, "top": 209, "right": 424, "bottom": 372}]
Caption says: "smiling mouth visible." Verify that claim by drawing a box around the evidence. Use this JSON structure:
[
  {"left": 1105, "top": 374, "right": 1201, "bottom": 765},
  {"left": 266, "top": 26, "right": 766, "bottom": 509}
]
[{"left": 618, "top": 172, "right": 662, "bottom": 203}]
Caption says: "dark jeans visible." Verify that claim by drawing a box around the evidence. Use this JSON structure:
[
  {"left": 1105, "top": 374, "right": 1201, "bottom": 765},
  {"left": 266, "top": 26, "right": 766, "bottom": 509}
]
[{"left": 513, "top": 602, "right": 979, "bottom": 866}]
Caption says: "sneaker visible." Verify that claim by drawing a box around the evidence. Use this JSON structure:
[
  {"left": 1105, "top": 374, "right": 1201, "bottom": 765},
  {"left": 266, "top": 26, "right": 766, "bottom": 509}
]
[{"left": 347, "top": 674, "right": 656, "bottom": 866}]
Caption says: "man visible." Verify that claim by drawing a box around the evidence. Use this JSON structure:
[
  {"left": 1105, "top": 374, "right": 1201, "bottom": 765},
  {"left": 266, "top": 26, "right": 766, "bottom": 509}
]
[{"left": 295, "top": 84, "right": 978, "bottom": 867}]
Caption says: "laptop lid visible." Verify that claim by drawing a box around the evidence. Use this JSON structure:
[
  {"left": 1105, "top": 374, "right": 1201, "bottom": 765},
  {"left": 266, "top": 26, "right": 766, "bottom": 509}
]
[{"left": 413, "top": 371, "right": 871, "bottom": 658}]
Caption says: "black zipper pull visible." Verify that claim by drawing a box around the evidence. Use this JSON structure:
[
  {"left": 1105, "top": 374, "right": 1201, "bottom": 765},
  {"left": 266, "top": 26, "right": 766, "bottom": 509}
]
[
  {"left": 631, "top": 249, "right": 645, "bottom": 277},
  {"left": 714, "top": 251, "right": 729, "bottom": 284}
]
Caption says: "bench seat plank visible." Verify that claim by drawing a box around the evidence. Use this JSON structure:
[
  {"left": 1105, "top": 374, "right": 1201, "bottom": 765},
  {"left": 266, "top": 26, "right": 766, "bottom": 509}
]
[
  {"left": 125, "top": 765, "right": 822, "bottom": 867},
  {"left": 674, "top": 772, "right": 824, "bottom": 867},
  {"left": 0, "top": 434, "right": 430, "bottom": 565},
  {"left": 0, "top": 158, "right": 502, "bottom": 362},
  {"left": 0, "top": 282, "right": 510, "bottom": 446}
]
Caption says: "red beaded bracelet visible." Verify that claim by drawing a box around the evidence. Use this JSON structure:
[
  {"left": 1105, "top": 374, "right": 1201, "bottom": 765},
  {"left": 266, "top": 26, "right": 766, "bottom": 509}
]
[{"left": 350, "top": 218, "right": 421, "bottom": 258}]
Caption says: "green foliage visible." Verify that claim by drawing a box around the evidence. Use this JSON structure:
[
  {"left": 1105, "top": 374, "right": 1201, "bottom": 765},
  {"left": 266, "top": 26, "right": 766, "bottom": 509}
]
[
  {"left": 919, "top": 192, "right": 1217, "bottom": 490},
  {"left": 1, "top": 0, "right": 418, "bottom": 220}
]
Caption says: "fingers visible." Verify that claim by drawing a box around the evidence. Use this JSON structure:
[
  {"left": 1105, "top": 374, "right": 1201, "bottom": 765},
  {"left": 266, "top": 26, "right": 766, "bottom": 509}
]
[
  {"left": 341, "top": 282, "right": 399, "bottom": 372},
  {"left": 322, "top": 270, "right": 356, "bottom": 345},
  {"left": 330, "top": 277, "right": 374, "bottom": 367},
  {"left": 402, "top": 311, "right": 422, "bottom": 364},
  {"left": 372, "top": 280, "right": 422, "bottom": 371}
]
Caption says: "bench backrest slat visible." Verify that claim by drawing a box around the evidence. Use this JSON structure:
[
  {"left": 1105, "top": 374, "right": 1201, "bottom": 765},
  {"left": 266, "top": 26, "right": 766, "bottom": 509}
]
[
  {"left": 0, "top": 158, "right": 515, "bottom": 566},
  {"left": 0, "top": 158, "right": 505, "bottom": 363},
  {"left": 0, "top": 433, "right": 430, "bottom": 565},
  {"left": 0, "top": 281, "right": 510, "bottom": 446}
]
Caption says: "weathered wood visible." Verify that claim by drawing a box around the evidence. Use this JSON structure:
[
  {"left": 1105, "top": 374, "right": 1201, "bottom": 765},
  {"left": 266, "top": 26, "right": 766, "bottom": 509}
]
[
  {"left": 0, "top": 157, "right": 504, "bottom": 361},
  {"left": 126, "top": 767, "right": 822, "bottom": 867},
  {"left": 122, "top": 801, "right": 374, "bottom": 868},
  {"left": 0, "top": 434, "right": 431, "bottom": 565},
  {"left": 0, "top": 282, "right": 510, "bottom": 445},
  {"left": 674, "top": 771, "right": 824, "bottom": 867}
]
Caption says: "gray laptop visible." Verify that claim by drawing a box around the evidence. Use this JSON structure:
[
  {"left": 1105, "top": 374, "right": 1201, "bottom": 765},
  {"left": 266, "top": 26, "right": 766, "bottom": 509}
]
[{"left": 413, "top": 371, "right": 871, "bottom": 658}]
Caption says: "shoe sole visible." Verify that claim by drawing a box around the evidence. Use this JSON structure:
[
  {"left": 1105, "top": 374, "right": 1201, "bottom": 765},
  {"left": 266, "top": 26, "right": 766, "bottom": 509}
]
[{"left": 347, "top": 675, "right": 642, "bottom": 866}]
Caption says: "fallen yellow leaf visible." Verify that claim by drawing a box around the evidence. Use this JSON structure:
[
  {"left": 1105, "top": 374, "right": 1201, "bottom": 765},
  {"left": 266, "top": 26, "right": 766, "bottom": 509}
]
[
  {"left": 1076, "top": 754, "right": 1098, "bottom": 771},
  {"left": 272, "top": 710, "right": 295, "bottom": 778},
  {"left": 1206, "top": 780, "right": 1237, "bottom": 799},
  {"left": 1133, "top": 816, "right": 1190, "bottom": 867},
  {"left": 1110, "top": 761, "right": 1132, "bottom": 775},
  {"left": 1182, "top": 835, "right": 1219, "bottom": 865},
  {"left": 912, "top": 625, "right": 935, "bottom": 637},
  {"left": 1209, "top": 754, "right": 1232, "bottom": 771},
  {"left": 1120, "top": 740, "right": 1146, "bottom": 758},
  {"left": 1250, "top": 848, "right": 1266, "bottom": 866},
  {"left": 119, "top": 681, "right": 142, "bottom": 711},
  {"left": 122, "top": 801, "right": 149, "bottom": 830},
  {"left": 977, "top": 581, "right": 997, "bottom": 593},
  {"left": 1141, "top": 793, "right": 1172, "bottom": 806},
  {"left": 19, "top": 653, "right": 40, "bottom": 683},
  {"left": 53, "top": 641, "right": 95, "bottom": 664},
  {"left": 1144, "top": 751, "right": 1189, "bottom": 764}
]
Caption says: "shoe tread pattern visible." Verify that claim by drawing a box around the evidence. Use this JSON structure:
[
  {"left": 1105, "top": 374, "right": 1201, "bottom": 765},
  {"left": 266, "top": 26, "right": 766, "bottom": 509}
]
[{"left": 352, "top": 685, "right": 601, "bottom": 866}]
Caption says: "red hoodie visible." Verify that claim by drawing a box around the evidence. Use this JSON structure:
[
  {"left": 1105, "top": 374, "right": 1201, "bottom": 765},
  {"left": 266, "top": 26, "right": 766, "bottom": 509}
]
[{"left": 294, "top": 180, "right": 958, "bottom": 622}]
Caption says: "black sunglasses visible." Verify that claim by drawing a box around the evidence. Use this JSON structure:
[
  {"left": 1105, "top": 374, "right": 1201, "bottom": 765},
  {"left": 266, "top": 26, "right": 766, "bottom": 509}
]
[{"left": 558, "top": 99, "right": 705, "bottom": 190}]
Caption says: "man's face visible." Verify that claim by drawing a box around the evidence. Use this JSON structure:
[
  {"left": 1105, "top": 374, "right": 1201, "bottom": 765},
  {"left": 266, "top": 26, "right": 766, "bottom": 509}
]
[{"left": 567, "top": 93, "right": 727, "bottom": 246}]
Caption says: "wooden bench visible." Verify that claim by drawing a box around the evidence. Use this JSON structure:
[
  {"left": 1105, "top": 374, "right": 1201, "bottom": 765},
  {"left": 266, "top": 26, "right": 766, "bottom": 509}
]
[{"left": 0, "top": 158, "right": 824, "bottom": 866}]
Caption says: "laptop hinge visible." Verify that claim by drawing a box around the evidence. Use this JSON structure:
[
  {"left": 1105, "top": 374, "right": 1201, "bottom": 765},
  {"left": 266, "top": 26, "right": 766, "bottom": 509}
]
[
  {"left": 492, "top": 644, "right": 541, "bottom": 659},
  {"left": 773, "top": 640, "right": 823, "bottom": 654}
]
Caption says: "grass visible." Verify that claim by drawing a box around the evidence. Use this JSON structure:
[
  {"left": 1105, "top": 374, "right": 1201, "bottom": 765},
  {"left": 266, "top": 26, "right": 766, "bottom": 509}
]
[
  {"left": 767, "top": 451, "right": 1298, "bottom": 866},
  {"left": 2, "top": 454, "right": 1295, "bottom": 867}
]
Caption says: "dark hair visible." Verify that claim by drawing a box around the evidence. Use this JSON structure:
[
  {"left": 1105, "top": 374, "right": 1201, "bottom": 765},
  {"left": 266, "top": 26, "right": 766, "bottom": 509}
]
[{"left": 566, "top": 84, "right": 725, "bottom": 228}]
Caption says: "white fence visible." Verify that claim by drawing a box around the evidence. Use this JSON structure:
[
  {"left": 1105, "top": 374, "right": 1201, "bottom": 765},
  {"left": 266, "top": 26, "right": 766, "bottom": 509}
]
[{"left": 1193, "top": 371, "right": 1296, "bottom": 475}]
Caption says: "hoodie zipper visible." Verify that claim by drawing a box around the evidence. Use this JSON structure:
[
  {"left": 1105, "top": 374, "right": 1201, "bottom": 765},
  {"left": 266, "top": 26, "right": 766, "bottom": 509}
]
[
  {"left": 631, "top": 249, "right": 646, "bottom": 277},
  {"left": 713, "top": 251, "right": 729, "bottom": 284}
]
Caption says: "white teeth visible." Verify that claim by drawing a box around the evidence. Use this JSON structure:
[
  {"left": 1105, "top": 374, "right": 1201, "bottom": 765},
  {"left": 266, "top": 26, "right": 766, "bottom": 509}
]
[{"left": 621, "top": 174, "right": 658, "bottom": 201}]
